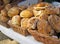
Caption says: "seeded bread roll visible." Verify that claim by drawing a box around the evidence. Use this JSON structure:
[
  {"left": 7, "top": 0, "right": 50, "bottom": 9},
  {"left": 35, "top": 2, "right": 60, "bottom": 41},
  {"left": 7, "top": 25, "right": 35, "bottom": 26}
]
[{"left": 11, "top": 15, "right": 21, "bottom": 25}]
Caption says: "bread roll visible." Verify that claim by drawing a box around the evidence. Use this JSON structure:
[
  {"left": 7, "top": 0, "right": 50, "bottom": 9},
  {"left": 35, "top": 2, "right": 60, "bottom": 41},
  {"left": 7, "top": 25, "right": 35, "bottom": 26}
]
[
  {"left": 5, "top": 4, "right": 12, "bottom": 11},
  {"left": 37, "top": 19, "right": 54, "bottom": 36},
  {"left": 28, "top": 17, "right": 39, "bottom": 29},
  {"left": 8, "top": 7, "right": 19, "bottom": 17},
  {"left": 1, "top": 9, "right": 7, "bottom": 17},
  {"left": 21, "top": 18, "right": 29, "bottom": 29},
  {"left": 20, "top": 10, "right": 33, "bottom": 18},
  {"left": 11, "top": 15, "right": 21, "bottom": 25}
]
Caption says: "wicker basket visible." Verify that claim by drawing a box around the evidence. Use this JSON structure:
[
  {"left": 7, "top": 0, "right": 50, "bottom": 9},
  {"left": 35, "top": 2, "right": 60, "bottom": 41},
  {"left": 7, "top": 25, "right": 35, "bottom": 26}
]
[
  {"left": 28, "top": 29, "right": 60, "bottom": 44},
  {"left": 0, "top": 21, "right": 10, "bottom": 28},
  {"left": 8, "top": 21, "right": 29, "bottom": 36}
]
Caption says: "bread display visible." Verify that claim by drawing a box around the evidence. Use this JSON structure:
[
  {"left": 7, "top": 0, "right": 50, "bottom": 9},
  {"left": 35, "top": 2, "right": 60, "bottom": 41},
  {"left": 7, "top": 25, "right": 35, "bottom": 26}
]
[
  {"left": 0, "top": 1, "right": 60, "bottom": 44},
  {"left": 27, "top": 2, "right": 60, "bottom": 44}
]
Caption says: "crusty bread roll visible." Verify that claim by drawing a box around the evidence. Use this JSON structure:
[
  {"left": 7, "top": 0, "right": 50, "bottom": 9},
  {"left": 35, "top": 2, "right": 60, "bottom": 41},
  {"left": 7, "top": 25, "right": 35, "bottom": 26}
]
[
  {"left": 20, "top": 10, "right": 33, "bottom": 18},
  {"left": 5, "top": 4, "right": 12, "bottom": 11},
  {"left": 0, "top": 9, "right": 9, "bottom": 22},
  {"left": 0, "top": 16, "right": 8, "bottom": 22},
  {"left": 0, "top": 39, "right": 19, "bottom": 44},
  {"left": 21, "top": 18, "right": 29, "bottom": 29},
  {"left": 28, "top": 17, "right": 39, "bottom": 29},
  {"left": 8, "top": 7, "right": 19, "bottom": 17},
  {"left": 48, "top": 15, "right": 60, "bottom": 33},
  {"left": 1, "top": 9, "right": 7, "bottom": 17},
  {"left": 37, "top": 19, "right": 54, "bottom": 36},
  {"left": 11, "top": 15, "right": 21, "bottom": 25}
]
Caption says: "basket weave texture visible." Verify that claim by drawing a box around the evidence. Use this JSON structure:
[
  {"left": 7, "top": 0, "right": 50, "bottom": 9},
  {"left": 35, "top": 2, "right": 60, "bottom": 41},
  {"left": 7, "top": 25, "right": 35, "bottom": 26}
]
[
  {"left": 28, "top": 29, "right": 60, "bottom": 44},
  {"left": 8, "top": 21, "right": 29, "bottom": 36}
]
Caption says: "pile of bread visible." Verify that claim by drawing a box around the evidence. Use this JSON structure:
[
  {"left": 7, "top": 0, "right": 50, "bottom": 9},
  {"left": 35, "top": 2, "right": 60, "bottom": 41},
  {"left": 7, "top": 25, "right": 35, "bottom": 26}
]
[{"left": 0, "top": 2, "right": 60, "bottom": 44}]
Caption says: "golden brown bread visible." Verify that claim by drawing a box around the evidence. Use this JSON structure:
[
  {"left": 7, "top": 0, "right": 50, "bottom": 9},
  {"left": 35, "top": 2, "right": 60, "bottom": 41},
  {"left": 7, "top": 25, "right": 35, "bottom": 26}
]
[
  {"left": 11, "top": 15, "right": 21, "bottom": 25},
  {"left": 48, "top": 15, "right": 60, "bottom": 33},
  {"left": 33, "top": 2, "right": 60, "bottom": 18},
  {"left": 33, "top": 6, "right": 57, "bottom": 17},
  {"left": 0, "top": 2, "right": 60, "bottom": 44},
  {"left": 36, "top": 2, "right": 52, "bottom": 7},
  {"left": 0, "top": 9, "right": 9, "bottom": 23},
  {"left": 20, "top": 10, "right": 33, "bottom": 18},
  {"left": 5, "top": 4, "right": 12, "bottom": 11},
  {"left": 39, "top": 14, "right": 48, "bottom": 20},
  {"left": 34, "top": 2, "right": 53, "bottom": 10},
  {"left": 27, "top": 17, "right": 39, "bottom": 29},
  {"left": 8, "top": 7, "right": 19, "bottom": 17},
  {"left": 1, "top": 9, "right": 7, "bottom": 17},
  {"left": 0, "top": 9, "right": 9, "bottom": 27},
  {"left": 33, "top": 9, "right": 49, "bottom": 18},
  {"left": 21, "top": 18, "right": 29, "bottom": 29},
  {"left": 0, "top": 16, "right": 9, "bottom": 22},
  {"left": 37, "top": 19, "right": 54, "bottom": 36}
]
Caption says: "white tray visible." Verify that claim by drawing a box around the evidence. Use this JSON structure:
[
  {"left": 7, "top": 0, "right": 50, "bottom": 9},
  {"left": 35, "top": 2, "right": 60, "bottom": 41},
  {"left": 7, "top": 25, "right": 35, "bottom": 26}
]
[{"left": 0, "top": 25, "right": 43, "bottom": 44}]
